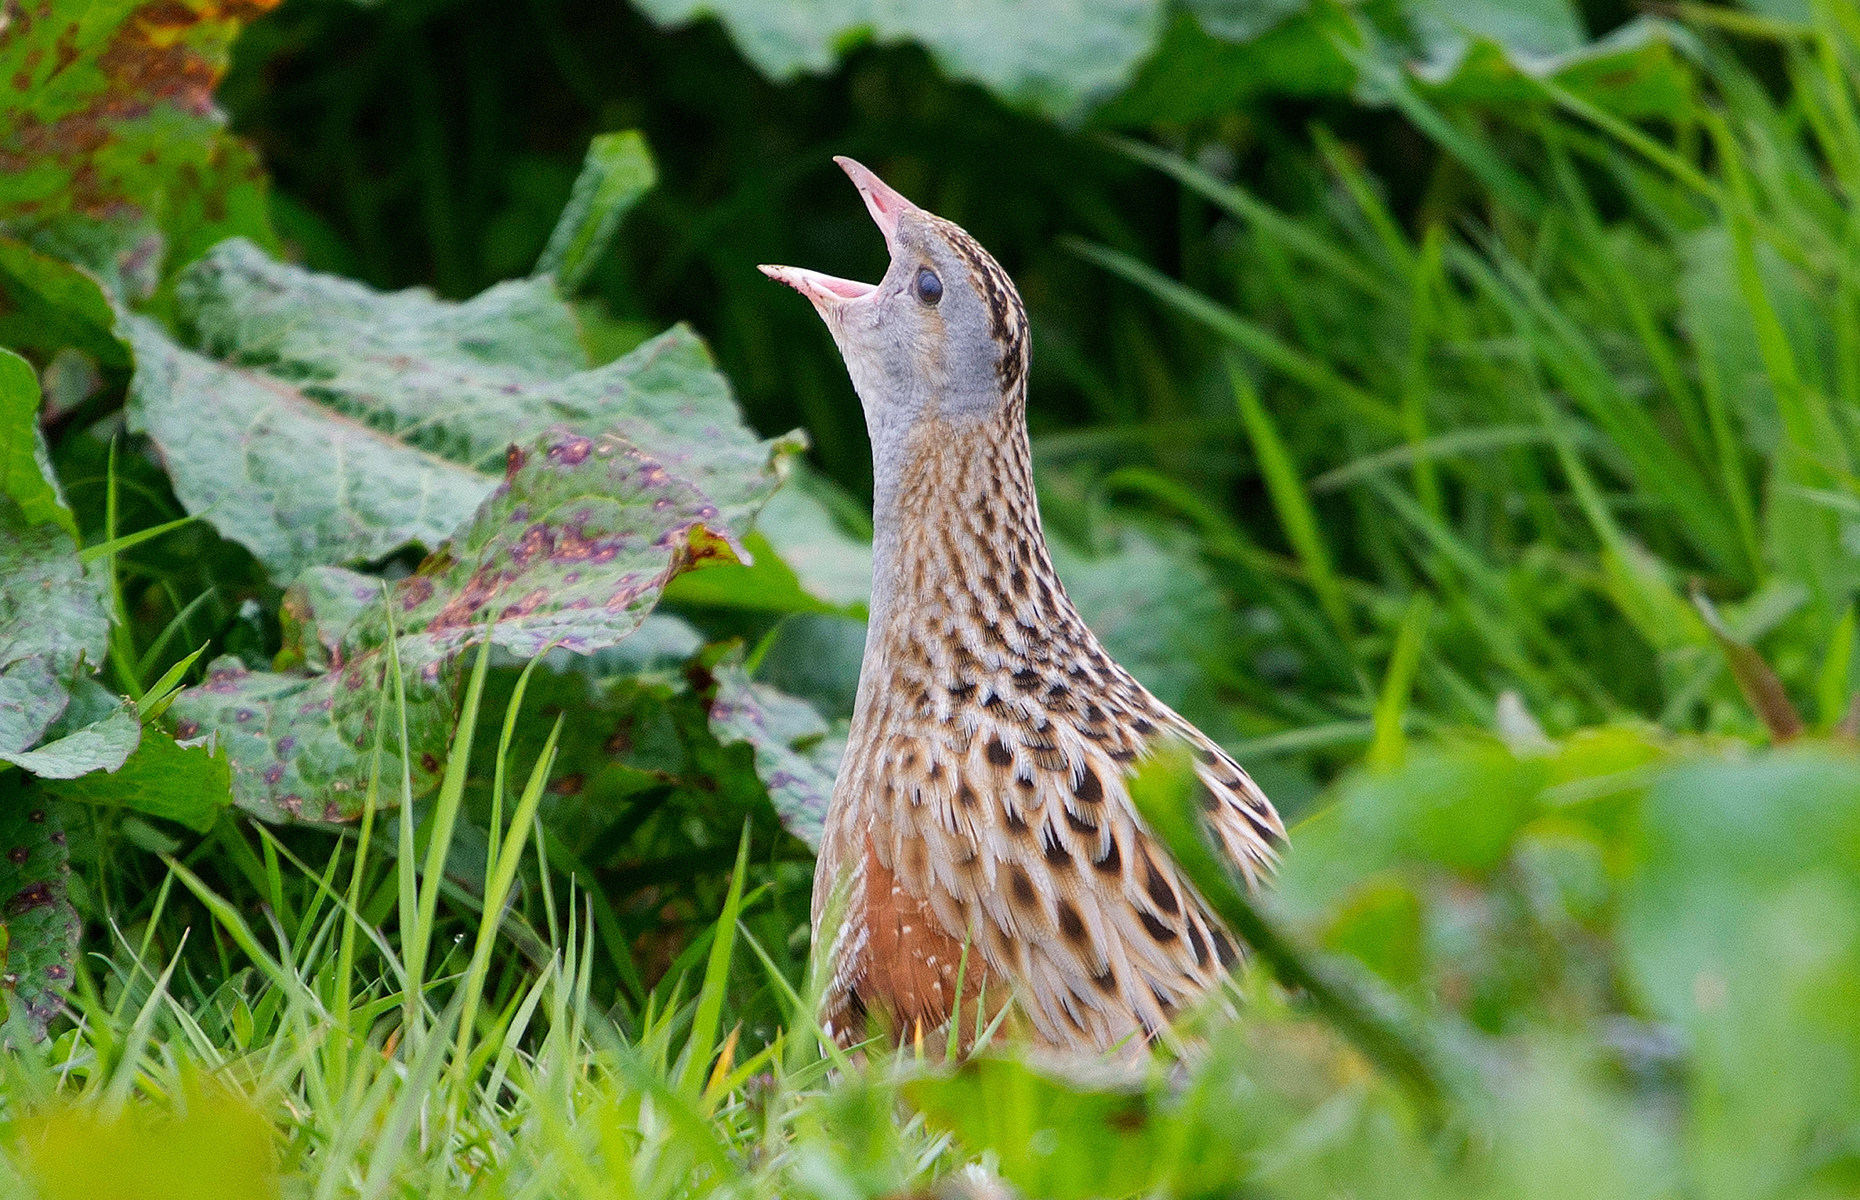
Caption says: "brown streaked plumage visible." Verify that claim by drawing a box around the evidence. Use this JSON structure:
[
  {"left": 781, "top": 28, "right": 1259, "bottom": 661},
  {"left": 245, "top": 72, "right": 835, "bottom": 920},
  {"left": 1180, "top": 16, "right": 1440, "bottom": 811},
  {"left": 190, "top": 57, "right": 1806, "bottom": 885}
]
[{"left": 761, "top": 158, "right": 1286, "bottom": 1054}]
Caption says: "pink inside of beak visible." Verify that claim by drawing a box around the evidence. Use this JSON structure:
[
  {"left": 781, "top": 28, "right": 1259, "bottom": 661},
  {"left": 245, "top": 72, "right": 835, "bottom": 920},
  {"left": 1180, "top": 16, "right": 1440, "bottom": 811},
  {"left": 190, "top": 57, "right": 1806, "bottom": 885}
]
[
  {"left": 757, "top": 263, "right": 877, "bottom": 306},
  {"left": 814, "top": 273, "right": 877, "bottom": 299}
]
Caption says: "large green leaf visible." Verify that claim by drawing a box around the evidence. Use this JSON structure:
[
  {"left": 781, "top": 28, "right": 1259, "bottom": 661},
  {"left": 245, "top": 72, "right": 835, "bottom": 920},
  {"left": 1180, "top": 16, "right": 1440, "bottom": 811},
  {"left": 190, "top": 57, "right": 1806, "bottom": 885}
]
[
  {"left": 707, "top": 657, "right": 842, "bottom": 850},
  {"left": 0, "top": 789, "right": 79, "bottom": 1041},
  {"left": 0, "top": 359, "right": 135, "bottom": 781},
  {"left": 128, "top": 239, "right": 790, "bottom": 583},
  {"left": 41, "top": 724, "right": 232, "bottom": 833},
  {"left": 1, "top": 678, "right": 140, "bottom": 781},
  {"left": 1103, "top": 4, "right": 1697, "bottom": 125},
  {"left": 169, "top": 426, "right": 789, "bottom": 822},
  {"left": 0, "top": 504, "right": 113, "bottom": 767},
  {"left": 905, "top": 1057, "right": 1171, "bottom": 1200},
  {"left": 1621, "top": 754, "right": 1860, "bottom": 1197},
  {"left": 0, "top": 238, "right": 125, "bottom": 370},
  {"left": 647, "top": 0, "right": 1697, "bottom": 126},
  {"left": 632, "top": 0, "right": 1165, "bottom": 121},
  {"left": 1409, "top": 16, "right": 1697, "bottom": 118},
  {"left": 1100, "top": 4, "right": 1359, "bottom": 125},
  {"left": 0, "top": 0, "right": 279, "bottom": 293},
  {"left": 1407, "top": 0, "right": 1585, "bottom": 63},
  {"left": 0, "top": 349, "right": 72, "bottom": 536}
]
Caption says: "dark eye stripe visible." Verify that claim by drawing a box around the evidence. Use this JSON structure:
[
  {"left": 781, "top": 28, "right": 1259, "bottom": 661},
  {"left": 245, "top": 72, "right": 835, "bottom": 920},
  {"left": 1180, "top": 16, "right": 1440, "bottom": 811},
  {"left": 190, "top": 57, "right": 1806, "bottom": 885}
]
[{"left": 915, "top": 267, "right": 942, "bottom": 305}]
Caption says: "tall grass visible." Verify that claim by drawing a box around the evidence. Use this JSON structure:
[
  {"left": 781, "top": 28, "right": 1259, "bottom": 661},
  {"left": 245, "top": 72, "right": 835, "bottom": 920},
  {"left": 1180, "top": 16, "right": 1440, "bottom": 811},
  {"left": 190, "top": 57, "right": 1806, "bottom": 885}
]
[
  {"left": 1067, "top": 10, "right": 1860, "bottom": 762},
  {"left": 0, "top": 627, "right": 954, "bottom": 1199}
]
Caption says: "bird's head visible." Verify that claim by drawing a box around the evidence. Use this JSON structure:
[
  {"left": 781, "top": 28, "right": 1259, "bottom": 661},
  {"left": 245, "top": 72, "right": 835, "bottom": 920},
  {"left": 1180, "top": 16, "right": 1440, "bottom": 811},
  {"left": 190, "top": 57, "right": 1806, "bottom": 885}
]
[{"left": 760, "top": 158, "right": 1029, "bottom": 461}]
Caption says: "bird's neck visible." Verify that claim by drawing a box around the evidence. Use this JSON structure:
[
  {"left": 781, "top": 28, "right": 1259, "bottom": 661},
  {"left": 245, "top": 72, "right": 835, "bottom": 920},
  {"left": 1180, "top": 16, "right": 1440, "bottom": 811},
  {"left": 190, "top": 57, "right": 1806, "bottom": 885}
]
[{"left": 864, "top": 398, "right": 1062, "bottom": 646}]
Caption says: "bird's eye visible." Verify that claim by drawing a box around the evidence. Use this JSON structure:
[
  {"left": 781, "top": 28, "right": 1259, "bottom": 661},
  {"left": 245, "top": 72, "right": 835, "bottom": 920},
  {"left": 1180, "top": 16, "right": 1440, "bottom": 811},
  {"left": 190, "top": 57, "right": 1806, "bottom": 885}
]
[{"left": 914, "top": 267, "right": 943, "bottom": 305}]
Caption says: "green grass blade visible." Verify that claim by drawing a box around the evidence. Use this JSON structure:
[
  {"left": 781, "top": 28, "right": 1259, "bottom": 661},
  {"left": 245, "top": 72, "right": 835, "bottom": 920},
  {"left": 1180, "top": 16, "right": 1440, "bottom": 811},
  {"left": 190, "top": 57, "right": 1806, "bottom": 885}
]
[
  {"left": 1819, "top": 604, "right": 1857, "bottom": 731},
  {"left": 455, "top": 699, "right": 563, "bottom": 1088},
  {"left": 1369, "top": 593, "right": 1432, "bottom": 770},
  {"left": 410, "top": 627, "right": 497, "bottom": 1011},
  {"left": 134, "top": 643, "right": 206, "bottom": 723},
  {"left": 677, "top": 822, "right": 750, "bottom": 1100},
  {"left": 77, "top": 512, "right": 199, "bottom": 567},
  {"left": 1228, "top": 357, "right": 1352, "bottom": 639}
]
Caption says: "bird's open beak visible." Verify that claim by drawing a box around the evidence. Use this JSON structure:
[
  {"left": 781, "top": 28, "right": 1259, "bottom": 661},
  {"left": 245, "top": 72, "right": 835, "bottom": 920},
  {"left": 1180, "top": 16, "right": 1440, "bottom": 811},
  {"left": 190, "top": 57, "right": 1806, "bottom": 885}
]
[{"left": 759, "top": 156, "right": 918, "bottom": 310}]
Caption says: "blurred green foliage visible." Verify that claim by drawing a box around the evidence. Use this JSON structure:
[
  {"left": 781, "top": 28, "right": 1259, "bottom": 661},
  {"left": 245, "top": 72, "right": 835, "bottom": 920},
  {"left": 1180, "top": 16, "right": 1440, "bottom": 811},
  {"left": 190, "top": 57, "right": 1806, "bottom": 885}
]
[{"left": 2, "top": 0, "right": 1860, "bottom": 1193}]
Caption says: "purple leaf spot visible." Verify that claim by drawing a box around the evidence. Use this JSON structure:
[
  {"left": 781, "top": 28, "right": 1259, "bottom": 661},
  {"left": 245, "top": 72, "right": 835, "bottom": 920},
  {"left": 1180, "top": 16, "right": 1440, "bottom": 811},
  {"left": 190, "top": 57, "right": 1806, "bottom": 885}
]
[
  {"left": 551, "top": 437, "right": 593, "bottom": 465},
  {"left": 4, "top": 882, "right": 54, "bottom": 915},
  {"left": 510, "top": 525, "right": 555, "bottom": 569},
  {"left": 401, "top": 577, "right": 435, "bottom": 610},
  {"left": 500, "top": 589, "right": 549, "bottom": 619}
]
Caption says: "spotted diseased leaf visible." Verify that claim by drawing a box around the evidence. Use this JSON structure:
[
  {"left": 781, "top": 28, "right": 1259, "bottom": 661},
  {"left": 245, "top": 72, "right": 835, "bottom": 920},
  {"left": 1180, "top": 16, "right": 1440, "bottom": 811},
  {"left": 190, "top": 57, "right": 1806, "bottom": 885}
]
[
  {"left": 170, "top": 652, "right": 454, "bottom": 824},
  {"left": 0, "top": 0, "right": 280, "bottom": 293},
  {"left": 380, "top": 431, "right": 754, "bottom": 664},
  {"left": 170, "top": 427, "right": 785, "bottom": 822},
  {"left": 0, "top": 795, "right": 79, "bottom": 1041},
  {"left": 707, "top": 658, "right": 842, "bottom": 850},
  {"left": 128, "top": 240, "right": 797, "bottom": 582}
]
